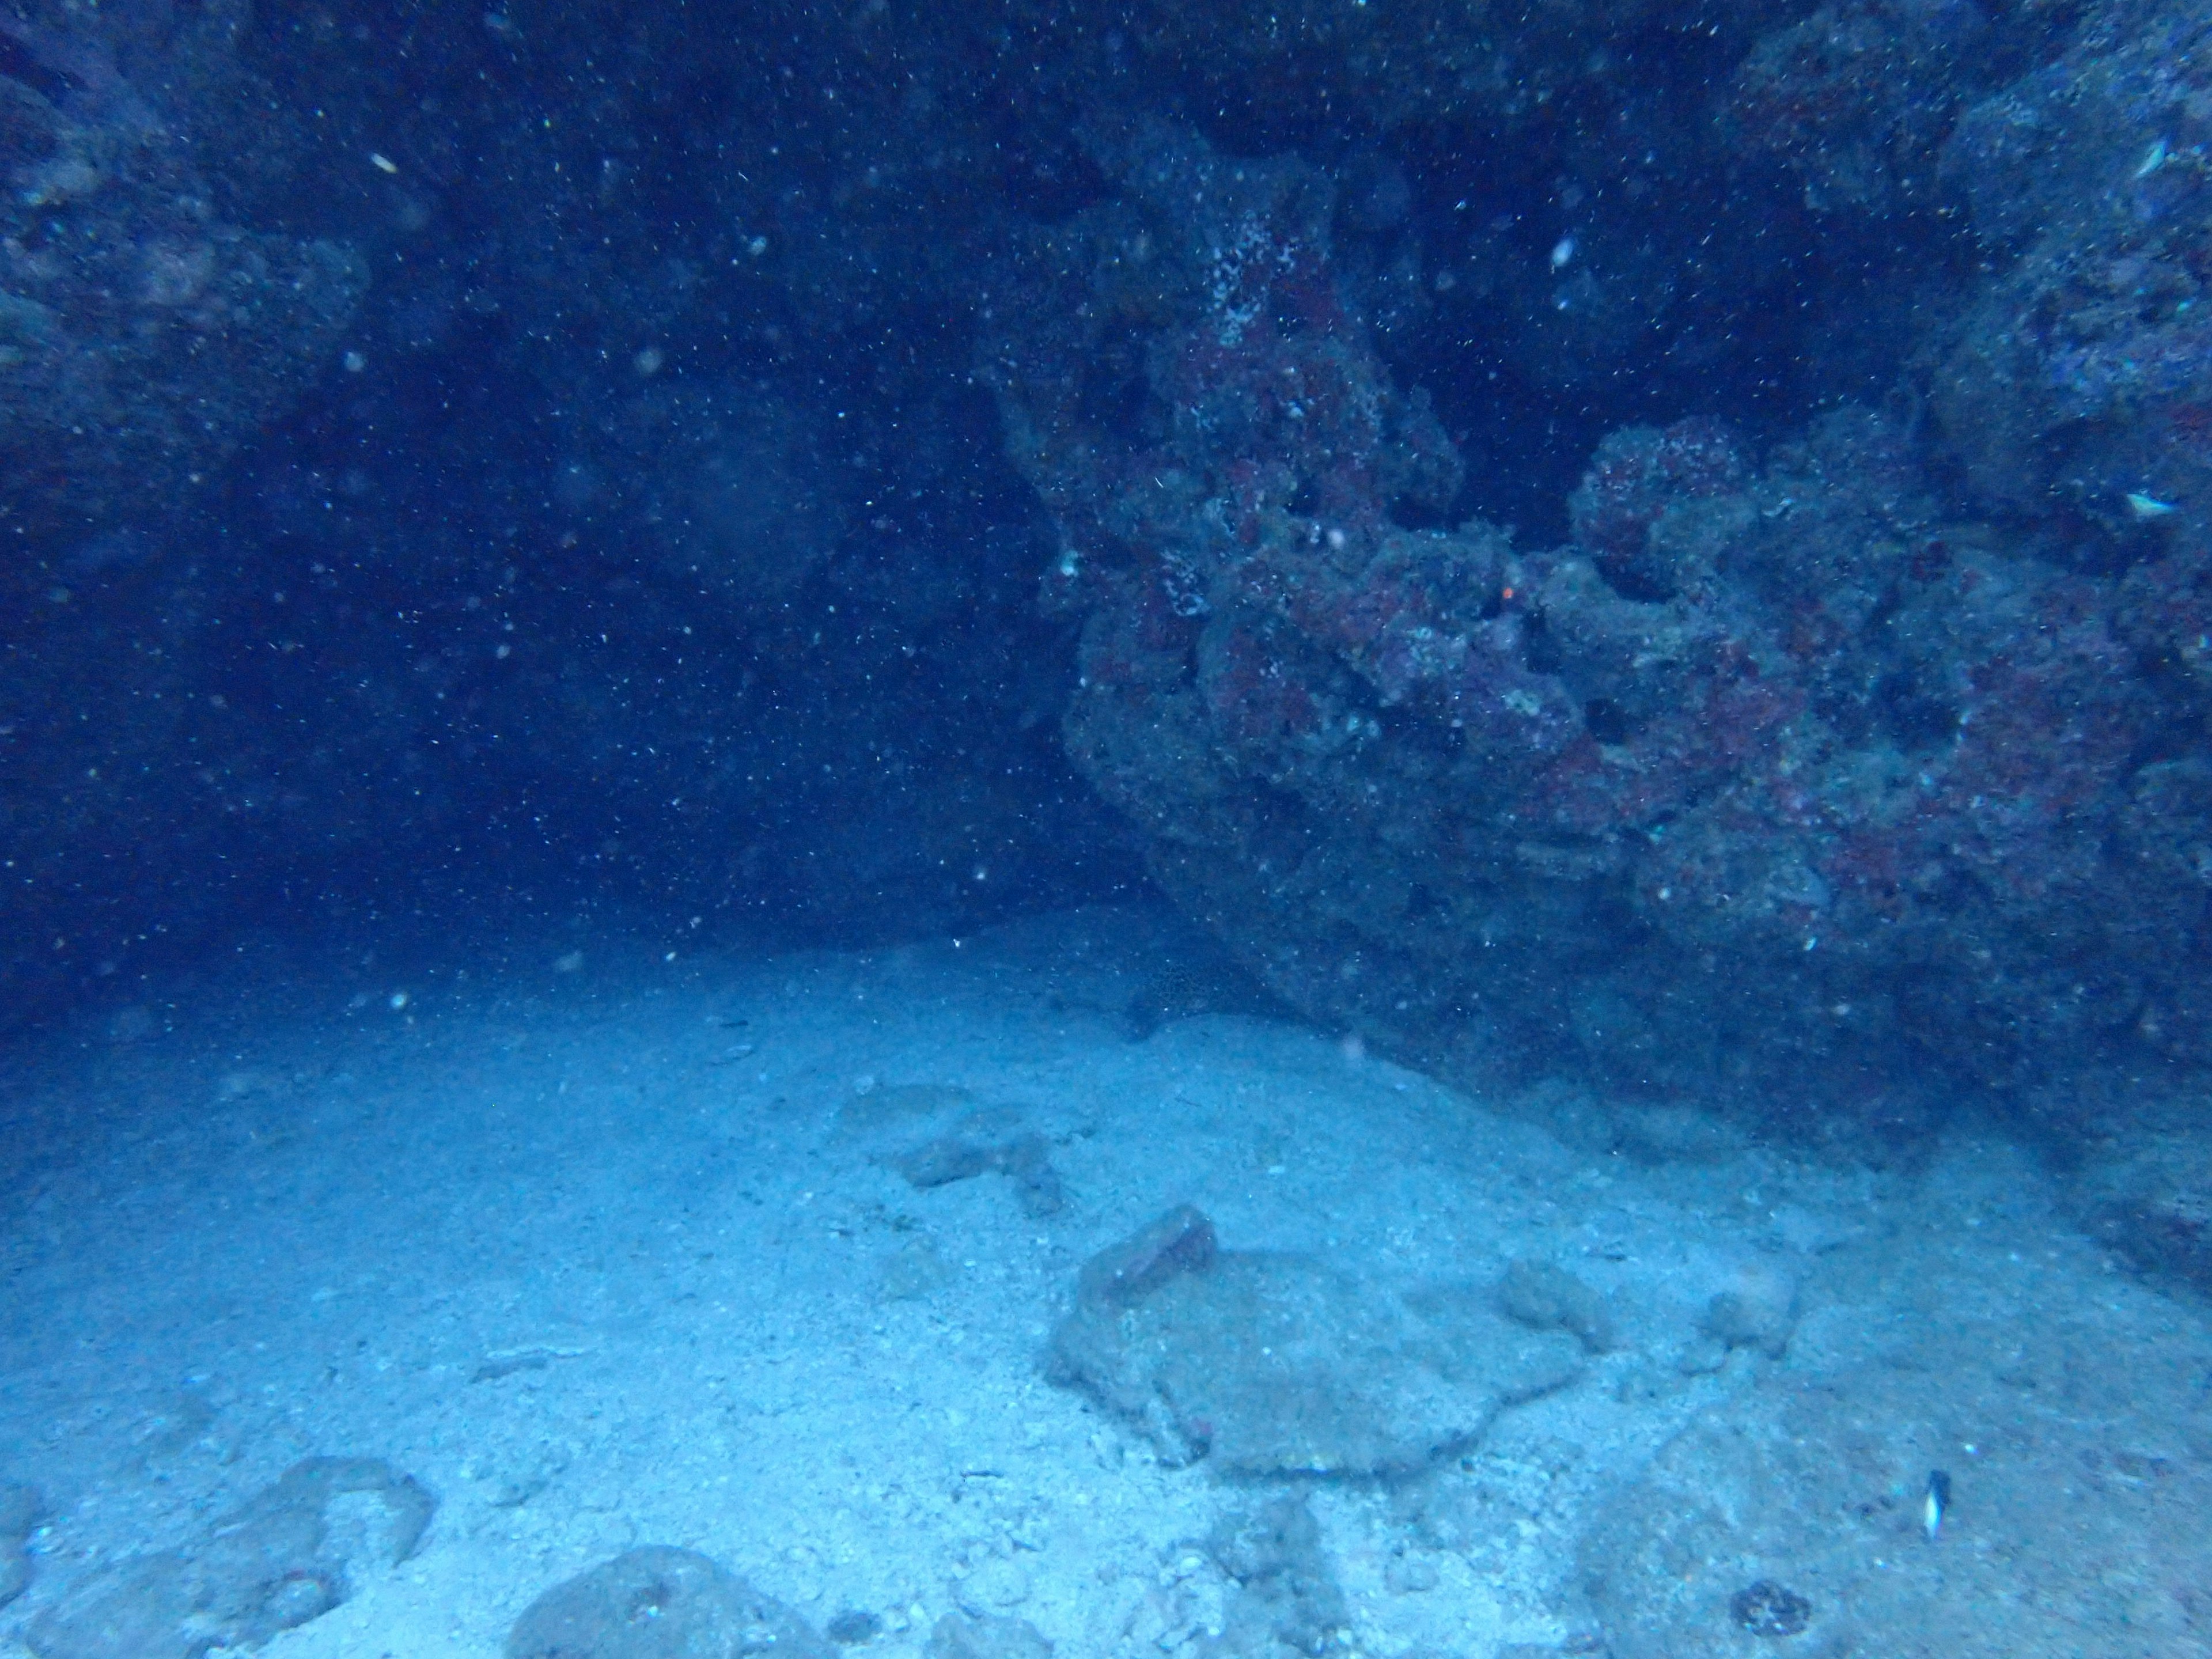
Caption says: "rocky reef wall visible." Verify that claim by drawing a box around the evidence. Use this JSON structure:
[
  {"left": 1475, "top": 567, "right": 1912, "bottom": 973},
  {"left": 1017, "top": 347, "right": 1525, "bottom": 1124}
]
[{"left": 5, "top": 0, "right": 2210, "bottom": 1145}]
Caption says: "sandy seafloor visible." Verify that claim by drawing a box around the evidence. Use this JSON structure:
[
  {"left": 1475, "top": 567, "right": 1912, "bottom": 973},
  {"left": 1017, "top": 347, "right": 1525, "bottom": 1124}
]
[{"left": 2, "top": 903, "right": 2210, "bottom": 1659}]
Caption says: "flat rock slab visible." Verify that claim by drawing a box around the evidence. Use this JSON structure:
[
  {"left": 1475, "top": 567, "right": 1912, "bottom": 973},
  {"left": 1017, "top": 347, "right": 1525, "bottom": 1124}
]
[
  {"left": 506, "top": 1546, "right": 832, "bottom": 1659},
  {"left": 1578, "top": 1322, "right": 2212, "bottom": 1658},
  {"left": 26, "top": 1456, "right": 434, "bottom": 1659},
  {"left": 1050, "top": 1207, "right": 1583, "bottom": 1476}
]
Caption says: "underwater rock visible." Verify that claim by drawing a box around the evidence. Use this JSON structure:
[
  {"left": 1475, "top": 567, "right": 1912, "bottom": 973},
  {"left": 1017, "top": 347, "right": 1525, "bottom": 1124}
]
[
  {"left": 926, "top": 1610, "right": 1054, "bottom": 1659},
  {"left": 1498, "top": 1259, "right": 1616, "bottom": 1355},
  {"left": 2080, "top": 1132, "right": 2212, "bottom": 1296},
  {"left": 1122, "top": 935, "right": 1291, "bottom": 1039},
  {"left": 1049, "top": 1207, "right": 1582, "bottom": 1475},
  {"left": 1696, "top": 1267, "right": 1801, "bottom": 1362},
  {"left": 1728, "top": 1579, "right": 1812, "bottom": 1637},
  {"left": 1074, "top": 1203, "right": 1218, "bottom": 1310},
  {"left": 1580, "top": 1334, "right": 2212, "bottom": 1658},
  {"left": 0, "top": 1479, "right": 41, "bottom": 1607},
  {"left": 1935, "top": 0, "right": 2212, "bottom": 543},
  {"left": 836, "top": 1085, "right": 1067, "bottom": 1219},
  {"left": 824, "top": 1608, "right": 883, "bottom": 1645},
  {"left": 25, "top": 1553, "right": 213, "bottom": 1659},
  {"left": 953, "top": 1559, "right": 1031, "bottom": 1616},
  {"left": 25, "top": 1457, "right": 433, "bottom": 1659},
  {"left": 506, "top": 1546, "right": 832, "bottom": 1659},
  {"left": 987, "top": 101, "right": 2212, "bottom": 1143},
  {"left": 894, "top": 1124, "right": 1063, "bottom": 1219},
  {"left": 1206, "top": 1495, "right": 1349, "bottom": 1656}
]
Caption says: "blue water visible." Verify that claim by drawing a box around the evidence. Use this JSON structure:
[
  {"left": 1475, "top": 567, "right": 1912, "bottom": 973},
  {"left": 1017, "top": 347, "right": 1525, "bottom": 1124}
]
[{"left": 7, "top": 2, "right": 2212, "bottom": 1654}]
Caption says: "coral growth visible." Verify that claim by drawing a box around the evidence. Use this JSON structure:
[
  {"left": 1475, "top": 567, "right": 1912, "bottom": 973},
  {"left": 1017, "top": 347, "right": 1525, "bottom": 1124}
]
[{"left": 989, "top": 117, "right": 2212, "bottom": 1134}]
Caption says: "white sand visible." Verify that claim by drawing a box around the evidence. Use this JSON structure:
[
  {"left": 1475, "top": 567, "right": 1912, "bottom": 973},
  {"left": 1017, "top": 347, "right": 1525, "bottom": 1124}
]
[{"left": 1, "top": 905, "right": 2204, "bottom": 1658}]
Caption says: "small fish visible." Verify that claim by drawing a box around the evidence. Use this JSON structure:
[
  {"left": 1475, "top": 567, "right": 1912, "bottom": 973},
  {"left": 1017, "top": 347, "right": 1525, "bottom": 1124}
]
[
  {"left": 2127, "top": 491, "right": 2177, "bottom": 520},
  {"left": 2137, "top": 138, "right": 2170, "bottom": 180},
  {"left": 1923, "top": 1469, "right": 1952, "bottom": 1541}
]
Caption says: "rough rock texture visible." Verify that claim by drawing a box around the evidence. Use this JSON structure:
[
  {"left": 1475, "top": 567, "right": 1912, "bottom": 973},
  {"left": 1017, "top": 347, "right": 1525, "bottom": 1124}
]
[
  {"left": 926, "top": 1611, "right": 1055, "bottom": 1659},
  {"left": 1933, "top": 0, "right": 2212, "bottom": 537},
  {"left": 25, "top": 1457, "right": 433, "bottom": 1659},
  {"left": 0, "top": 1, "right": 364, "bottom": 544},
  {"left": 984, "top": 110, "right": 2212, "bottom": 1137},
  {"left": 506, "top": 1547, "right": 832, "bottom": 1659},
  {"left": 1048, "top": 1207, "right": 1583, "bottom": 1475},
  {"left": 1204, "top": 1497, "right": 1349, "bottom": 1657},
  {"left": 1578, "top": 1329, "right": 2212, "bottom": 1657},
  {"left": 832, "top": 1083, "right": 1067, "bottom": 1218},
  {"left": 1498, "top": 1260, "right": 1615, "bottom": 1356},
  {"left": 7, "top": 0, "right": 2212, "bottom": 1150}
]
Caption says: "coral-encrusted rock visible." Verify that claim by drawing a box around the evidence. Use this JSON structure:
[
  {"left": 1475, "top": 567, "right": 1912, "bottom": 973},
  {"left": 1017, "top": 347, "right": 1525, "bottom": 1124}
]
[
  {"left": 988, "top": 115, "right": 2212, "bottom": 1135},
  {"left": 1568, "top": 419, "right": 1752, "bottom": 602},
  {"left": 1933, "top": 0, "right": 2212, "bottom": 543},
  {"left": 0, "top": 4, "right": 365, "bottom": 544},
  {"left": 1725, "top": 0, "right": 1991, "bottom": 214},
  {"left": 1048, "top": 1208, "right": 1583, "bottom": 1475}
]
